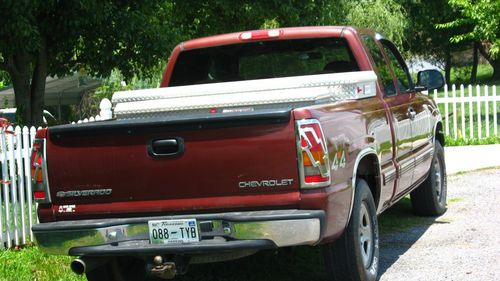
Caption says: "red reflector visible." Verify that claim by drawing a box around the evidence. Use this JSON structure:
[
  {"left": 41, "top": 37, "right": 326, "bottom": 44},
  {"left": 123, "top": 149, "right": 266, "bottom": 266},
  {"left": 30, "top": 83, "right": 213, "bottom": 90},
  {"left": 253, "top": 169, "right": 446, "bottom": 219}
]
[
  {"left": 305, "top": 175, "right": 330, "bottom": 183},
  {"left": 34, "top": 191, "right": 46, "bottom": 200},
  {"left": 209, "top": 108, "right": 218, "bottom": 114}
]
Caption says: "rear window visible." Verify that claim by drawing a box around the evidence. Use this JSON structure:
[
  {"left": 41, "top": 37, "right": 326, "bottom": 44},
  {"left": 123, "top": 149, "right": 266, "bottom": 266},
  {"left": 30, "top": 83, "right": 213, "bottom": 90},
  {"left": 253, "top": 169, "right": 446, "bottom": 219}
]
[{"left": 169, "top": 38, "right": 359, "bottom": 87}]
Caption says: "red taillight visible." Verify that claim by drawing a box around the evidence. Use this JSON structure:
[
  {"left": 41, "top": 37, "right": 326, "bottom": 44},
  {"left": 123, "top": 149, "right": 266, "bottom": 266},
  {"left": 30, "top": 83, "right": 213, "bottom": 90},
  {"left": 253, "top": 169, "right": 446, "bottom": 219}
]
[
  {"left": 34, "top": 191, "right": 46, "bottom": 200},
  {"left": 297, "top": 119, "right": 331, "bottom": 188},
  {"left": 31, "top": 142, "right": 44, "bottom": 183},
  {"left": 31, "top": 138, "right": 51, "bottom": 203}
]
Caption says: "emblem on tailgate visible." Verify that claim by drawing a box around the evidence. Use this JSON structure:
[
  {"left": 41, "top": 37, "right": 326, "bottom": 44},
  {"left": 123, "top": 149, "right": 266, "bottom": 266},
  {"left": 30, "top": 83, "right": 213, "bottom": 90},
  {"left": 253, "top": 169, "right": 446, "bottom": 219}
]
[
  {"left": 56, "top": 189, "right": 112, "bottom": 198},
  {"left": 239, "top": 179, "right": 293, "bottom": 188}
]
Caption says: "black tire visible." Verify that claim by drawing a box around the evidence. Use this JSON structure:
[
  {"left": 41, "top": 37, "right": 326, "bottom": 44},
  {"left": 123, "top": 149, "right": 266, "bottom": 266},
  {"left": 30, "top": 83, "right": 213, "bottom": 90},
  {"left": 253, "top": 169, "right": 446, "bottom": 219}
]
[
  {"left": 323, "top": 179, "right": 379, "bottom": 281},
  {"left": 410, "top": 141, "right": 447, "bottom": 216}
]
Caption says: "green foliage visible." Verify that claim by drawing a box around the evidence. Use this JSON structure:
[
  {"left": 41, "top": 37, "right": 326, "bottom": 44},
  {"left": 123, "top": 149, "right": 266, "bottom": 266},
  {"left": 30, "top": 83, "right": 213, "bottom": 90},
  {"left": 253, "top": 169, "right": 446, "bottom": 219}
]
[
  {"left": 94, "top": 69, "right": 162, "bottom": 101},
  {"left": 0, "top": 70, "right": 10, "bottom": 90},
  {"left": 170, "top": 0, "right": 336, "bottom": 38},
  {"left": 171, "top": 0, "right": 408, "bottom": 47},
  {"left": 436, "top": 0, "right": 500, "bottom": 58},
  {"left": 343, "top": 0, "right": 408, "bottom": 47},
  {"left": 445, "top": 63, "right": 497, "bottom": 85},
  {"left": 399, "top": 0, "right": 458, "bottom": 63}
]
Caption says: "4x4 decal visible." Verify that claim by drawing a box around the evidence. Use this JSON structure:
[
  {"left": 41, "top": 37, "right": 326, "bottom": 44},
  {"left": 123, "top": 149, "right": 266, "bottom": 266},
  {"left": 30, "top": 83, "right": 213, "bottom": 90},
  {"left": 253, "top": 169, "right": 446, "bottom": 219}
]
[{"left": 332, "top": 149, "right": 346, "bottom": 171}]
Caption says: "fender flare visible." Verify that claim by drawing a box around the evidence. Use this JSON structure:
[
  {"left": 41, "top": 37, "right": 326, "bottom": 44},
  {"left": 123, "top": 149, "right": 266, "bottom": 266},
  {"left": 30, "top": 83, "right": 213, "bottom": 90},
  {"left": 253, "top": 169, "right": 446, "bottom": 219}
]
[{"left": 347, "top": 147, "right": 381, "bottom": 225}]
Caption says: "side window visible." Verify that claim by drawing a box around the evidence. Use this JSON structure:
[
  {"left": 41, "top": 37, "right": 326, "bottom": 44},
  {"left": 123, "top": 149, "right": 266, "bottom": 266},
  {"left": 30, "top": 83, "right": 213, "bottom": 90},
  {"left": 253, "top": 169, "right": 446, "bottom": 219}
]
[
  {"left": 361, "top": 35, "right": 396, "bottom": 96},
  {"left": 380, "top": 41, "right": 412, "bottom": 94}
]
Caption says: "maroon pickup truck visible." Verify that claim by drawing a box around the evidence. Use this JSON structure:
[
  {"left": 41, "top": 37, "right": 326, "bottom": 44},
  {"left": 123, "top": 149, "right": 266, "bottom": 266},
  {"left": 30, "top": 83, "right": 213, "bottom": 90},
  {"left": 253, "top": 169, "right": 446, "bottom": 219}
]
[{"left": 31, "top": 26, "right": 447, "bottom": 281}]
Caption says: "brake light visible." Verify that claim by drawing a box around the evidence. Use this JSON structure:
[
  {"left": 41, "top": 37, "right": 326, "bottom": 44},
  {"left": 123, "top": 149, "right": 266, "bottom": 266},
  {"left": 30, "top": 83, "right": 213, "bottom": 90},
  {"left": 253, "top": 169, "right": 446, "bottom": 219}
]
[
  {"left": 30, "top": 138, "right": 51, "bottom": 203},
  {"left": 239, "top": 29, "right": 283, "bottom": 40},
  {"left": 296, "top": 119, "right": 331, "bottom": 188},
  {"left": 31, "top": 143, "right": 43, "bottom": 183},
  {"left": 34, "top": 191, "right": 46, "bottom": 200}
]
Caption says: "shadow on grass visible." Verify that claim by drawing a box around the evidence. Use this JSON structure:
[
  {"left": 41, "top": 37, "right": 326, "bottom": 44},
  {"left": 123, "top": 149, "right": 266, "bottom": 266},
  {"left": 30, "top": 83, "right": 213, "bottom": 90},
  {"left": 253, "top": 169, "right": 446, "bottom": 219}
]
[{"left": 177, "top": 197, "right": 440, "bottom": 281}]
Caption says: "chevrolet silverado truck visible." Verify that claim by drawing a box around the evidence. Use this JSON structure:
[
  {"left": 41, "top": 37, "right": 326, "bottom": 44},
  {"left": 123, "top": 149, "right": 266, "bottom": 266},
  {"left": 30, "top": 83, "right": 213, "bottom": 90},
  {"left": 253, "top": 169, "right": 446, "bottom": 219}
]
[{"left": 31, "top": 26, "right": 447, "bottom": 281}]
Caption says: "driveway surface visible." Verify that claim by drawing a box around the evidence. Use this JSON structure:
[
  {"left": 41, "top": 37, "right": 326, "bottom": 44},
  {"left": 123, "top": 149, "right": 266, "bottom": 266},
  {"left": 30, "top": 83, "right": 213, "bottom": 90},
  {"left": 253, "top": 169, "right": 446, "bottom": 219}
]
[{"left": 379, "top": 168, "right": 500, "bottom": 281}]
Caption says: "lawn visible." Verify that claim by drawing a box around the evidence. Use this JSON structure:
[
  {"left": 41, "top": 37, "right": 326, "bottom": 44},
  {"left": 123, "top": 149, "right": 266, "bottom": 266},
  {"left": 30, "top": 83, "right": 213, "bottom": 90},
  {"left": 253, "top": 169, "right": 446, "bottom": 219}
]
[{"left": 0, "top": 246, "right": 83, "bottom": 281}]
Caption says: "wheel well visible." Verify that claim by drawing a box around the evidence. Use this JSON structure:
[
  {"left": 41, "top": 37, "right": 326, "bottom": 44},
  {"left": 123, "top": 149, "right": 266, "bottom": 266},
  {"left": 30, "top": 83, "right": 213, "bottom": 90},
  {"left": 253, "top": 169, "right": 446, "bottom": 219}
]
[
  {"left": 435, "top": 122, "right": 445, "bottom": 147},
  {"left": 356, "top": 154, "right": 381, "bottom": 209}
]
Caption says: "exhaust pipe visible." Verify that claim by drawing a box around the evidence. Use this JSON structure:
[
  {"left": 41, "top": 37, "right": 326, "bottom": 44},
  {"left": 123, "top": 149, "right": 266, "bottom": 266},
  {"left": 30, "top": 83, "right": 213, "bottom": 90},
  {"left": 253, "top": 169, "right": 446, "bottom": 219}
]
[{"left": 70, "top": 257, "right": 108, "bottom": 275}]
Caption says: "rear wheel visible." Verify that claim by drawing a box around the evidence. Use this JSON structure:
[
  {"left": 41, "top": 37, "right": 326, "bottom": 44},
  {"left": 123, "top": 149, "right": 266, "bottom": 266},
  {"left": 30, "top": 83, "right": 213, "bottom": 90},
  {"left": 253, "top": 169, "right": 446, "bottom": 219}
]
[
  {"left": 323, "top": 179, "right": 379, "bottom": 281},
  {"left": 411, "top": 142, "right": 447, "bottom": 216}
]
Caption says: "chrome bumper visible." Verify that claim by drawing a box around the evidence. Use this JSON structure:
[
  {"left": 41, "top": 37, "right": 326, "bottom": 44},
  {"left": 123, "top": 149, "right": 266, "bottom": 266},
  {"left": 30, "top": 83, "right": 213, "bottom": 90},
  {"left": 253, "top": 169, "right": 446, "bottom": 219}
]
[{"left": 33, "top": 210, "right": 324, "bottom": 256}]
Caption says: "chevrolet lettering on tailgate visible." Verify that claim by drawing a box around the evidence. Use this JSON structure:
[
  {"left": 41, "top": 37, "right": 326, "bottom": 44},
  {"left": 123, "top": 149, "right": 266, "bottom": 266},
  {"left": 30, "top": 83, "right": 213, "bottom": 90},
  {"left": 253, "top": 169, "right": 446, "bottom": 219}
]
[{"left": 238, "top": 179, "right": 294, "bottom": 188}]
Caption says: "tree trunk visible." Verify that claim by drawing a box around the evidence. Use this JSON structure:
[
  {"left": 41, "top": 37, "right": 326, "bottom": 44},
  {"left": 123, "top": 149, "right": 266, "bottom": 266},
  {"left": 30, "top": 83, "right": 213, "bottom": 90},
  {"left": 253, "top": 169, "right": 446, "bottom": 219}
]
[
  {"left": 6, "top": 52, "right": 32, "bottom": 125},
  {"left": 444, "top": 44, "right": 451, "bottom": 85},
  {"left": 490, "top": 58, "right": 500, "bottom": 80},
  {"left": 478, "top": 43, "right": 500, "bottom": 80},
  {"left": 470, "top": 41, "right": 479, "bottom": 84},
  {"left": 3, "top": 41, "right": 48, "bottom": 126},
  {"left": 30, "top": 39, "right": 48, "bottom": 127}
]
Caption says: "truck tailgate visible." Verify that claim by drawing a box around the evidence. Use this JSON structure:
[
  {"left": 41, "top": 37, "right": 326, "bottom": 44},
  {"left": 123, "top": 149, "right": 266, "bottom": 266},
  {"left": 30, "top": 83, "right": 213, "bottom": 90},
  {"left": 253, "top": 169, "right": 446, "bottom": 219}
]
[{"left": 45, "top": 109, "right": 300, "bottom": 216}]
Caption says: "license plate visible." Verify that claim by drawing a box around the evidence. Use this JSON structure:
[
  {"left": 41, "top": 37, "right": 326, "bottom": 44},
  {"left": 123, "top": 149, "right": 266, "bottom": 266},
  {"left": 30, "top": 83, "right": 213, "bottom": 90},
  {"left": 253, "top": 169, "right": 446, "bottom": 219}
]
[{"left": 148, "top": 219, "right": 200, "bottom": 244}]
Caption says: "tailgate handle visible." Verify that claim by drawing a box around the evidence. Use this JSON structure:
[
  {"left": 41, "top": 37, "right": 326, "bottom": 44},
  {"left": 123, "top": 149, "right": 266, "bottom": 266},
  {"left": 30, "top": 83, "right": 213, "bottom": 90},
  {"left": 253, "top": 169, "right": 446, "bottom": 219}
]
[{"left": 148, "top": 138, "right": 184, "bottom": 157}]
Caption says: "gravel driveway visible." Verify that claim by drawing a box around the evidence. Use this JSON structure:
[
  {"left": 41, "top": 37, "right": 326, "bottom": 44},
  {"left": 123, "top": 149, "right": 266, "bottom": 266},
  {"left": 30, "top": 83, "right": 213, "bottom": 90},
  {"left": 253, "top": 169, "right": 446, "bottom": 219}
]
[{"left": 379, "top": 168, "right": 500, "bottom": 281}]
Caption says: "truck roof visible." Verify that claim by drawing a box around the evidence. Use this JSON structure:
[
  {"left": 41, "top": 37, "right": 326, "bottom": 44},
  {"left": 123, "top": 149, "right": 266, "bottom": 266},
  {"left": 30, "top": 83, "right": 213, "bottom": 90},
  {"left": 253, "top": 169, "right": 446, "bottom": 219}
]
[{"left": 180, "top": 26, "right": 360, "bottom": 51}]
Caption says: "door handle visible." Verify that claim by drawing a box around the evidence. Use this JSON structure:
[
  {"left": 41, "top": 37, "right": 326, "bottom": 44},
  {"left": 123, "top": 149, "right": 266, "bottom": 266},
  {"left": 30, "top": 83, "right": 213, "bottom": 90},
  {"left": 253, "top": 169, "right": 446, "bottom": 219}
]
[
  {"left": 148, "top": 137, "right": 184, "bottom": 157},
  {"left": 407, "top": 107, "right": 416, "bottom": 120}
]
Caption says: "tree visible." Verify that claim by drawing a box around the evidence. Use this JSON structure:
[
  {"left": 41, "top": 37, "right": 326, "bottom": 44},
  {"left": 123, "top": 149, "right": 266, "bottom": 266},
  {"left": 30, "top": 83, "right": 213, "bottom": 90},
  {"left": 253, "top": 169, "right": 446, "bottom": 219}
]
[
  {"left": 0, "top": 1, "right": 179, "bottom": 125},
  {"left": 341, "top": 0, "right": 408, "bottom": 47},
  {"left": 437, "top": 0, "right": 500, "bottom": 80},
  {"left": 170, "top": 0, "right": 335, "bottom": 38},
  {"left": 171, "top": 0, "right": 409, "bottom": 46},
  {"left": 397, "top": 0, "right": 460, "bottom": 83}
]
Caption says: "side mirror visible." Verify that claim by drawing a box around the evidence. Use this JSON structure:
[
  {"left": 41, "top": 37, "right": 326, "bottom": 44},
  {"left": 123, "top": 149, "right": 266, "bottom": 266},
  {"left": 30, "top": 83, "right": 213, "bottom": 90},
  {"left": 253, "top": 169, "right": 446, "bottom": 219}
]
[{"left": 417, "top": 69, "right": 445, "bottom": 92}]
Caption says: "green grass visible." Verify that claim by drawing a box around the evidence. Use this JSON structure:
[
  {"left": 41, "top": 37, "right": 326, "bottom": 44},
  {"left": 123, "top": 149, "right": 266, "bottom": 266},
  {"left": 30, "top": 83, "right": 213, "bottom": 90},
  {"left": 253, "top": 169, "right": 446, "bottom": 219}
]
[
  {"left": 447, "top": 197, "right": 463, "bottom": 204},
  {"left": 445, "top": 135, "right": 500, "bottom": 146},
  {"left": 0, "top": 246, "right": 84, "bottom": 281},
  {"left": 448, "top": 64, "right": 498, "bottom": 86},
  {"left": 450, "top": 165, "right": 500, "bottom": 175}
]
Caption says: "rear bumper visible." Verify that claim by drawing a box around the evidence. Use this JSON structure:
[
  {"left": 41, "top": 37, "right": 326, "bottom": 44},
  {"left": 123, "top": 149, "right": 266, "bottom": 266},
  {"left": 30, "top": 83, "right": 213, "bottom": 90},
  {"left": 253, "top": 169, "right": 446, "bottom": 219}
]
[{"left": 32, "top": 210, "right": 325, "bottom": 256}]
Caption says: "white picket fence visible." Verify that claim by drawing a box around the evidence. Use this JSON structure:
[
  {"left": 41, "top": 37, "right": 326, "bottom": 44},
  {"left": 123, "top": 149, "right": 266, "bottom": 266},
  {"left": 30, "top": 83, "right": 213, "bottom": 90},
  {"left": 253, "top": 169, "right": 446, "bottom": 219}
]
[
  {"left": 0, "top": 125, "right": 39, "bottom": 249},
  {"left": 433, "top": 84, "right": 499, "bottom": 140}
]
